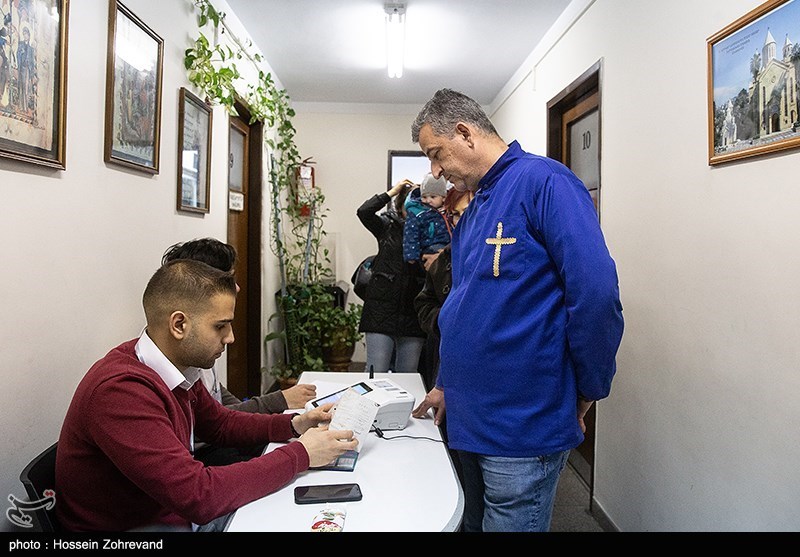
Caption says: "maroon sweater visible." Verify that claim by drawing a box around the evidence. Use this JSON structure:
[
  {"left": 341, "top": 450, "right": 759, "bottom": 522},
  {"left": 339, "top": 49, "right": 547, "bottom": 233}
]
[{"left": 55, "top": 339, "right": 309, "bottom": 531}]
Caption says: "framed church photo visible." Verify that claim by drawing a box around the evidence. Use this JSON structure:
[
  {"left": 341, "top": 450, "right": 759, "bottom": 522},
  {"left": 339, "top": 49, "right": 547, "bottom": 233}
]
[
  {"left": 0, "top": 0, "right": 69, "bottom": 169},
  {"left": 177, "top": 87, "right": 212, "bottom": 214},
  {"left": 707, "top": 0, "right": 800, "bottom": 165},
  {"left": 104, "top": 1, "right": 163, "bottom": 173}
]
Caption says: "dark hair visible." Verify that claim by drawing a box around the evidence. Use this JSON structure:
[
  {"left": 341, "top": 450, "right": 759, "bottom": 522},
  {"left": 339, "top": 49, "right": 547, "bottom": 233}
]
[
  {"left": 161, "top": 238, "right": 236, "bottom": 273},
  {"left": 394, "top": 185, "right": 412, "bottom": 214},
  {"left": 143, "top": 259, "right": 236, "bottom": 324},
  {"left": 411, "top": 88, "right": 499, "bottom": 143}
]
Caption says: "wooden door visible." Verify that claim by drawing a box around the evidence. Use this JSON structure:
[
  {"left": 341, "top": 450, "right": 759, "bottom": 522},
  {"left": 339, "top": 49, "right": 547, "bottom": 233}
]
[
  {"left": 226, "top": 107, "right": 263, "bottom": 399},
  {"left": 547, "top": 61, "right": 602, "bottom": 495}
]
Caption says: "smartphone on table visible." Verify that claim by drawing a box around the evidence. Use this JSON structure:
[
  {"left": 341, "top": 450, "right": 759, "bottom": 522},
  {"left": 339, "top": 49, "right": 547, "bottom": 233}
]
[{"left": 294, "top": 483, "right": 363, "bottom": 505}]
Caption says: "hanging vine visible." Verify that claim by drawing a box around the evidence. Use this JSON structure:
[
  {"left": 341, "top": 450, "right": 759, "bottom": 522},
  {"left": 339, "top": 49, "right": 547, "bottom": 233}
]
[
  {"left": 183, "top": 0, "right": 330, "bottom": 285},
  {"left": 183, "top": 1, "right": 343, "bottom": 380},
  {"left": 183, "top": 2, "right": 240, "bottom": 111}
]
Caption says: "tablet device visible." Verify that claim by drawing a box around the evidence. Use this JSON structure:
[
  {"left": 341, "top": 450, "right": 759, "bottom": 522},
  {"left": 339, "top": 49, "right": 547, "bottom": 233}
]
[{"left": 306, "top": 382, "right": 373, "bottom": 409}]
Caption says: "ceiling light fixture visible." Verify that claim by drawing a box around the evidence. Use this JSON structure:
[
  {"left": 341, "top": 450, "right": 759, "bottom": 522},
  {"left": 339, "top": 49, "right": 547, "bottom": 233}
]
[{"left": 385, "top": 2, "right": 406, "bottom": 78}]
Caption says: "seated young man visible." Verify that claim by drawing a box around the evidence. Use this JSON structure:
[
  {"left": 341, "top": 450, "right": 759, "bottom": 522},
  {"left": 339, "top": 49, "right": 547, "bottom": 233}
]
[
  {"left": 161, "top": 238, "right": 317, "bottom": 465},
  {"left": 55, "top": 259, "right": 358, "bottom": 532}
]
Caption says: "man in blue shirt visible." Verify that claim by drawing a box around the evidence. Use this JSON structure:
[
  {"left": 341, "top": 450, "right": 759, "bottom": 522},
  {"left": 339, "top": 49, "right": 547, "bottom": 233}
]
[{"left": 410, "top": 89, "right": 624, "bottom": 532}]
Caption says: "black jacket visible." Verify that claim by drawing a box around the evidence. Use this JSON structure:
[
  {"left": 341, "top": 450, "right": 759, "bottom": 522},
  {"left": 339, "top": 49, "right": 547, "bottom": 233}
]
[
  {"left": 414, "top": 243, "right": 452, "bottom": 338},
  {"left": 356, "top": 193, "right": 425, "bottom": 338},
  {"left": 414, "top": 244, "right": 452, "bottom": 389}
]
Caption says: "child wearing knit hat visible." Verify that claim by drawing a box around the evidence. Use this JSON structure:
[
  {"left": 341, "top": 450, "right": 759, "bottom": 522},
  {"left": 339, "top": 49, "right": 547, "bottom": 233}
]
[
  {"left": 403, "top": 174, "right": 452, "bottom": 266},
  {"left": 419, "top": 173, "right": 447, "bottom": 206}
]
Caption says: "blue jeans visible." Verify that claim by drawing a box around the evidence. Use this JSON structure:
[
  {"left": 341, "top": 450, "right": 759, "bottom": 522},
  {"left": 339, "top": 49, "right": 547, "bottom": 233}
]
[
  {"left": 365, "top": 333, "right": 424, "bottom": 372},
  {"left": 457, "top": 449, "right": 570, "bottom": 532}
]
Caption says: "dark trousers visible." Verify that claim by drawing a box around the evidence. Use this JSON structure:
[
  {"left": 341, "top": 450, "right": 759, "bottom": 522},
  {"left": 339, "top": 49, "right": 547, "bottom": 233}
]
[
  {"left": 455, "top": 450, "right": 485, "bottom": 532},
  {"left": 193, "top": 444, "right": 265, "bottom": 466}
]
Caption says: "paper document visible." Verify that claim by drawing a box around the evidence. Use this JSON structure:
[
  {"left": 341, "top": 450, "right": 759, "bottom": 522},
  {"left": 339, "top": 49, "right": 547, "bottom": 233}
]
[
  {"left": 329, "top": 388, "right": 380, "bottom": 450},
  {"left": 310, "top": 387, "right": 379, "bottom": 471}
]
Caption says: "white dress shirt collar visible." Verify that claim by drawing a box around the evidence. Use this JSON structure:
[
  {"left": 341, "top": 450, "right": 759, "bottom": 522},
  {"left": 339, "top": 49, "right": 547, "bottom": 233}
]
[
  {"left": 199, "top": 367, "right": 222, "bottom": 403},
  {"left": 134, "top": 330, "right": 202, "bottom": 391}
]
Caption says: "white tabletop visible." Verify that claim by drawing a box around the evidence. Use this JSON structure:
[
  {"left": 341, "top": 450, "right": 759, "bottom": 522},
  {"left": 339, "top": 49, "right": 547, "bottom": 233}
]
[{"left": 225, "top": 372, "right": 464, "bottom": 532}]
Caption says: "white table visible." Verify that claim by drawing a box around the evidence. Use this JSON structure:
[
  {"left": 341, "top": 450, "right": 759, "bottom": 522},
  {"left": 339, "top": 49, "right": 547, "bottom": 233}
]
[{"left": 225, "top": 372, "right": 464, "bottom": 532}]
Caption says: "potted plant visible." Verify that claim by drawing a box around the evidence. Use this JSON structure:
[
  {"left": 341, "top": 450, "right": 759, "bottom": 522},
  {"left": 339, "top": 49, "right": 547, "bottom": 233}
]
[
  {"left": 263, "top": 161, "right": 338, "bottom": 383},
  {"left": 318, "top": 302, "right": 364, "bottom": 372},
  {"left": 265, "top": 284, "right": 363, "bottom": 379},
  {"left": 264, "top": 282, "right": 329, "bottom": 386}
]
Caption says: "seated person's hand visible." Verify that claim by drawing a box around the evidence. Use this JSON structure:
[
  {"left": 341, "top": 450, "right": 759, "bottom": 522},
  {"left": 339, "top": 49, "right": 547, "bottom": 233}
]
[
  {"left": 298, "top": 426, "right": 359, "bottom": 468},
  {"left": 291, "top": 403, "right": 334, "bottom": 435},
  {"left": 282, "top": 383, "right": 317, "bottom": 409}
]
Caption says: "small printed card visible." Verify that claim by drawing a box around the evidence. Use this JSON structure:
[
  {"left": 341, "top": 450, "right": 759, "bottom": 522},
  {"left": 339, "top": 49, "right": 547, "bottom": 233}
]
[
  {"left": 310, "top": 505, "right": 347, "bottom": 532},
  {"left": 311, "top": 449, "right": 359, "bottom": 472}
]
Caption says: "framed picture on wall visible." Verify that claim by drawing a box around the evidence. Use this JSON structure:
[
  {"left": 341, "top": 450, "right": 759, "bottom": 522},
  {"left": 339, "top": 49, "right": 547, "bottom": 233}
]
[
  {"left": 707, "top": 0, "right": 800, "bottom": 165},
  {"left": 104, "top": 0, "right": 163, "bottom": 173},
  {"left": 177, "top": 87, "right": 212, "bottom": 214},
  {"left": 0, "top": 0, "right": 69, "bottom": 169}
]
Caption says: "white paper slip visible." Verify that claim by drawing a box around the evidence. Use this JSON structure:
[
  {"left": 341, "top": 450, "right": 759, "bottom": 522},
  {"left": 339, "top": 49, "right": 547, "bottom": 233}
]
[{"left": 328, "top": 387, "right": 380, "bottom": 450}]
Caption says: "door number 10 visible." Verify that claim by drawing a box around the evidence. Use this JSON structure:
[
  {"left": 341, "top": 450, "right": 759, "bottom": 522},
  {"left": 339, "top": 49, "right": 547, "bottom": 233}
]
[{"left": 582, "top": 130, "right": 592, "bottom": 151}]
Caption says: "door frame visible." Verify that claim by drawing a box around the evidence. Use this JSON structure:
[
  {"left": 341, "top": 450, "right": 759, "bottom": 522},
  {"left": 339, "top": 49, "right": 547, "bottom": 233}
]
[
  {"left": 546, "top": 59, "right": 603, "bottom": 500},
  {"left": 228, "top": 99, "right": 263, "bottom": 399}
]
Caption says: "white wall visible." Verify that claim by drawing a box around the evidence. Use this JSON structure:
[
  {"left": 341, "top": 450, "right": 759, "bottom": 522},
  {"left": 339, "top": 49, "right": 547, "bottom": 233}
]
[
  {"left": 0, "top": 0, "right": 280, "bottom": 531},
  {"left": 490, "top": 0, "right": 800, "bottom": 531}
]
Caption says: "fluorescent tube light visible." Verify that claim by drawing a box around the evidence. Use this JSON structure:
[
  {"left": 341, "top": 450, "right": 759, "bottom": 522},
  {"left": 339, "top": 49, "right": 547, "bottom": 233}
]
[{"left": 385, "top": 3, "right": 405, "bottom": 78}]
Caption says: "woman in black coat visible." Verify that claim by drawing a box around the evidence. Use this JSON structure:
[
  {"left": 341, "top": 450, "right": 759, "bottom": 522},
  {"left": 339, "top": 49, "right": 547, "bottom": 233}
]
[{"left": 356, "top": 179, "right": 426, "bottom": 372}]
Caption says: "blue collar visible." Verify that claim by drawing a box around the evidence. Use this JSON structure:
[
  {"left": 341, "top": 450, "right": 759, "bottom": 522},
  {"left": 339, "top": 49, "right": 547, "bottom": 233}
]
[{"left": 477, "top": 141, "right": 523, "bottom": 193}]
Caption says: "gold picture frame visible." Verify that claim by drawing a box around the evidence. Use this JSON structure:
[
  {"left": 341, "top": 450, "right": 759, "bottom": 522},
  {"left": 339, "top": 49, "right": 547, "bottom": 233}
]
[
  {"left": 707, "top": 0, "right": 800, "bottom": 165},
  {"left": 177, "top": 87, "right": 212, "bottom": 214},
  {"left": 103, "top": 0, "right": 163, "bottom": 173},
  {"left": 0, "top": 0, "right": 69, "bottom": 169}
]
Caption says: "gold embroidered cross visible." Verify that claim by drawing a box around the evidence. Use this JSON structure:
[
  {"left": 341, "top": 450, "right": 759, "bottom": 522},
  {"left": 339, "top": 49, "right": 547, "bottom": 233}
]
[{"left": 485, "top": 222, "right": 517, "bottom": 277}]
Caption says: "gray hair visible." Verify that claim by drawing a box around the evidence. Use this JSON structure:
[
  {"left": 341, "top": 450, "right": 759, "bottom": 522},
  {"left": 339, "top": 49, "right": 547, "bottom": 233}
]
[{"left": 411, "top": 89, "right": 499, "bottom": 143}]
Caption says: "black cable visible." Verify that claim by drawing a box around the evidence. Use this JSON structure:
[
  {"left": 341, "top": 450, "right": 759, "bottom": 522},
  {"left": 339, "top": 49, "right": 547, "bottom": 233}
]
[{"left": 372, "top": 427, "right": 444, "bottom": 444}]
